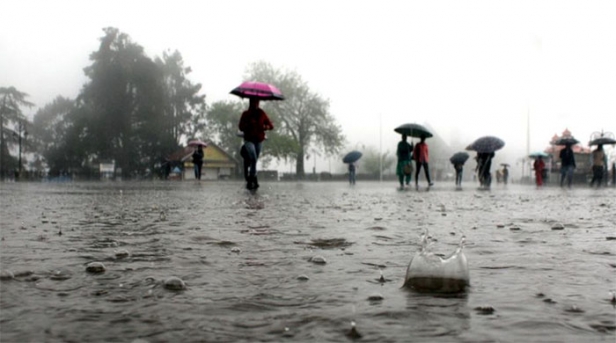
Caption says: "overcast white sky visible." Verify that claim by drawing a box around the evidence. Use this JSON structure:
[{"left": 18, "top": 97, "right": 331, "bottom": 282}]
[{"left": 2, "top": 0, "right": 615, "bottom": 173}]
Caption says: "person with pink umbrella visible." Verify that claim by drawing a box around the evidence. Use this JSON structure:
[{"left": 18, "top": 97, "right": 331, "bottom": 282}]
[
  {"left": 232, "top": 81, "right": 282, "bottom": 191},
  {"left": 238, "top": 98, "right": 274, "bottom": 190}
]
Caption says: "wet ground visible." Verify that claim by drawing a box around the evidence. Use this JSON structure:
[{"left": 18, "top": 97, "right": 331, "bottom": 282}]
[{"left": 1, "top": 181, "right": 615, "bottom": 343}]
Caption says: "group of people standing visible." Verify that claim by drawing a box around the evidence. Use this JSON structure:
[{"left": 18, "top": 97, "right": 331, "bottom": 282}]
[
  {"left": 531, "top": 142, "right": 608, "bottom": 188},
  {"left": 395, "top": 135, "right": 434, "bottom": 190}
]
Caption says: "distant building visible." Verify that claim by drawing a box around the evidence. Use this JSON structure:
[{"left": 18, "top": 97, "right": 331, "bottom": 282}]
[
  {"left": 167, "top": 142, "right": 238, "bottom": 180},
  {"left": 544, "top": 128, "right": 592, "bottom": 182}
]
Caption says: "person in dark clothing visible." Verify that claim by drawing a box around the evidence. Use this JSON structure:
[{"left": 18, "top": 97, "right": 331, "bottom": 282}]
[
  {"left": 396, "top": 134, "right": 413, "bottom": 189},
  {"left": 192, "top": 146, "right": 204, "bottom": 180},
  {"left": 453, "top": 163, "right": 464, "bottom": 187},
  {"left": 559, "top": 143, "right": 576, "bottom": 188},
  {"left": 477, "top": 152, "right": 494, "bottom": 188},
  {"left": 348, "top": 162, "right": 357, "bottom": 185},
  {"left": 238, "top": 98, "right": 274, "bottom": 190},
  {"left": 502, "top": 165, "right": 509, "bottom": 185}
]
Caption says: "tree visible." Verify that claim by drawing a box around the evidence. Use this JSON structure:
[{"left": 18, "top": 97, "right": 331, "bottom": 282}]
[
  {"left": 0, "top": 87, "right": 34, "bottom": 177},
  {"left": 156, "top": 50, "right": 208, "bottom": 150},
  {"left": 244, "top": 61, "right": 345, "bottom": 177},
  {"left": 31, "top": 96, "right": 82, "bottom": 175},
  {"left": 355, "top": 146, "right": 395, "bottom": 176},
  {"left": 76, "top": 28, "right": 205, "bottom": 177},
  {"left": 205, "top": 100, "right": 245, "bottom": 164}
]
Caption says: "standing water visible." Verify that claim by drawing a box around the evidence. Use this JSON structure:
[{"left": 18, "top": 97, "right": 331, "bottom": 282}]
[{"left": 1, "top": 181, "right": 615, "bottom": 342}]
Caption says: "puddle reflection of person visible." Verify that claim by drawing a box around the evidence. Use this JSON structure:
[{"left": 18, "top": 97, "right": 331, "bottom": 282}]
[{"left": 238, "top": 98, "right": 273, "bottom": 190}]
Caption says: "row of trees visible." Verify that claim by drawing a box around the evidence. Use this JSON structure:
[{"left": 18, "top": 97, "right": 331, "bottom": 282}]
[{"left": 1, "top": 27, "right": 359, "bottom": 179}]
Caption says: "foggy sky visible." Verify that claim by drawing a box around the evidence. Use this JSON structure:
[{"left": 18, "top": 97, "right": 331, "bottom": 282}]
[{"left": 2, "top": 0, "right": 615, "bottom": 175}]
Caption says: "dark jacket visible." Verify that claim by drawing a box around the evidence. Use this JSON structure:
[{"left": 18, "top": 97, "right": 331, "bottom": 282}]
[
  {"left": 192, "top": 148, "right": 204, "bottom": 164},
  {"left": 397, "top": 141, "right": 413, "bottom": 161},
  {"left": 559, "top": 147, "right": 576, "bottom": 168}
]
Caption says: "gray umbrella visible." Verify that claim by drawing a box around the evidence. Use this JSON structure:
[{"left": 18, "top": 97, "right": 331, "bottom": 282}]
[
  {"left": 467, "top": 136, "right": 505, "bottom": 153},
  {"left": 449, "top": 152, "right": 470, "bottom": 164}
]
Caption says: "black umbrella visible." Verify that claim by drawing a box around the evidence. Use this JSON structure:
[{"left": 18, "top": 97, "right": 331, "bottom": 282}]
[
  {"left": 589, "top": 137, "right": 616, "bottom": 146},
  {"left": 467, "top": 136, "right": 505, "bottom": 153},
  {"left": 394, "top": 123, "right": 433, "bottom": 138},
  {"left": 449, "top": 152, "right": 470, "bottom": 164},
  {"left": 554, "top": 137, "right": 579, "bottom": 146},
  {"left": 343, "top": 151, "right": 362, "bottom": 163}
]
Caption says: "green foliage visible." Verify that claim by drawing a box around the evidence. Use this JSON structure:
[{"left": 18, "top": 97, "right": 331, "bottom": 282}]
[
  {"left": 206, "top": 100, "right": 245, "bottom": 162},
  {"left": 0, "top": 87, "right": 34, "bottom": 176},
  {"left": 72, "top": 27, "right": 204, "bottom": 177},
  {"left": 354, "top": 146, "right": 395, "bottom": 175},
  {"left": 31, "top": 96, "right": 89, "bottom": 175},
  {"left": 244, "top": 61, "right": 345, "bottom": 177}
]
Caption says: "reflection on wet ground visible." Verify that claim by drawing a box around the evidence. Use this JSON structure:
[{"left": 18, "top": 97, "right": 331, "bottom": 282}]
[{"left": 1, "top": 181, "right": 615, "bottom": 342}]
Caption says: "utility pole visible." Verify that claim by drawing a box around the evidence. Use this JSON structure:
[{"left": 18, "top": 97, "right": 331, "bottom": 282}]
[
  {"left": 379, "top": 113, "right": 382, "bottom": 182},
  {"left": 0, "top": 95, "right": 5, "bottom": 180}
]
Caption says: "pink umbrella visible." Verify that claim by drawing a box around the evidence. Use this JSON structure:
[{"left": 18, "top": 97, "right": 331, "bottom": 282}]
[
  {"left": 187, "top": 140, "right": 208, "bottom": 147},
  {"left": 230, "top": 81, "right": 284, "bottom": 101}
]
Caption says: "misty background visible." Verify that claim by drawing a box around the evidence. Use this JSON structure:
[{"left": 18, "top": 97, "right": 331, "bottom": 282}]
[{"left": 2, "top": 0, "right": 615, "bottom": 179}]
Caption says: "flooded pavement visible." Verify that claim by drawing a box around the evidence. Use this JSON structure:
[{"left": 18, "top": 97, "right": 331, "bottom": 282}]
[{"left": 1, "top": 181, "right": 615, "bottom": 342}]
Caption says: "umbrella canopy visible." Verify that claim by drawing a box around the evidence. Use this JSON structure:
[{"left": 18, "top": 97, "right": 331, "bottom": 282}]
[
  {"left": 394, "top": 123, "right": 433, "bottom": 138},
  {"left": 343, "top": 151, "right": 363, "bottom": 164},
  {"left": 554, "top": 137, "right": 579, "bottom": 146},
  {"left": 529, "top": 151, "right": 549, "bottom": 159},
  {"left": 230, "top": 81, "right": 284, "bottom": 101},
  {"left": 187, "top": 140, "right": 208, "bottom": 147},
  {"left": 500, "top": 163, "right": 510, "bottom": 167},
  {"left": 467, "top": 136, "right": 505, "bottom": 153},
  {"left": 589, "top": 137, "right": 616, "bottom": 146},
  {"left": 449, "top": 152, "right": 470, "bottom": 164}
]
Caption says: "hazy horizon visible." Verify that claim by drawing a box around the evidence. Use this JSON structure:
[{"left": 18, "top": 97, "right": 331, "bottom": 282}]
[{"left": 2, "top": 0, "right": 615, "bottom": 176}]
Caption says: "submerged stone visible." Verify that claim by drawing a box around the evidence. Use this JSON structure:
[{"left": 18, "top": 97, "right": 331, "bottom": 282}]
[
  {"left": 309, "top": 256, "right": 327, "bottom": 264},
  {"left": 0, "top": 270, "right": 15, "bottom": 280},
  {"left": 86, "top": 262, "right": 106, "bottom": 273},
  {"left": 367, "top": 292, "right": 384, "bottom": 301},
  {"left": 163, "top": 276, "right": 186, "bottom": 291},
  {"left": 115, "top": 249, "right": 130, "bottom": 259}
]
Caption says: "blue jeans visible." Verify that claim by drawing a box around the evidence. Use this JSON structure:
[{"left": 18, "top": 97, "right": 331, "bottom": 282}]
[
  {"left": 242, "top": 141, "right": 262, "bottom": 179},
  {"left": 455, "top": 169, "right": 463, "bottom": 186},
  {"left": 348, "top": 169, "right": 356, "bottom": 184},
  {"left": 560, "top": 165, "right": 574, "bottom": 187}
]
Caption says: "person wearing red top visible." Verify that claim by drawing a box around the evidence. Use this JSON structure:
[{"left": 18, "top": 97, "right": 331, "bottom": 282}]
[
  {"left": 533, "top": 156, "right": 545, "bottom": 187},
  {"left": 238, "top": 98, "right": 274, "bottom": 190},
  {"left": 413, "top": 136, "right": 434, "bottom": 188}
]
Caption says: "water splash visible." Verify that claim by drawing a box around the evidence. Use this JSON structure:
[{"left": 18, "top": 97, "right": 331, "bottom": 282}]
[{"left": 403, "top": 229, "right": 470, "bottom": 293}]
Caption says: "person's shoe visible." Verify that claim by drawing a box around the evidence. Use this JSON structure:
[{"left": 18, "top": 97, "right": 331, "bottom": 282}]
[
  {"left": 253, "top": 176, "right": 259, "bottom": 189},
  {"left": 429, "top": 182, "right": 434, "bottom": 187},
  {"left": 246, "top": 176, "right": 254, "bottom": 190}
]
